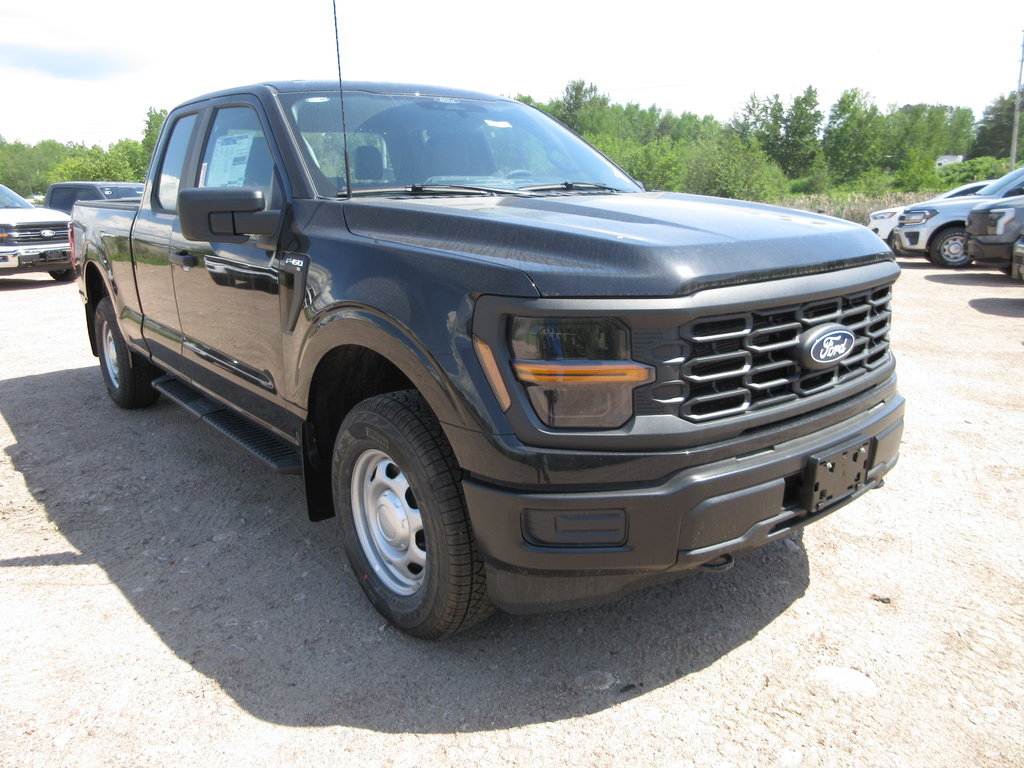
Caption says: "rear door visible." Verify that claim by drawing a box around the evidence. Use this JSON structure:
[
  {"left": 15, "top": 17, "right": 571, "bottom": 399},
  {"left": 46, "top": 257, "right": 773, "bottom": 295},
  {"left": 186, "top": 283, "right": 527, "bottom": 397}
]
[{"left": 133, "top": 110, "right": 201, "bottom": 369}]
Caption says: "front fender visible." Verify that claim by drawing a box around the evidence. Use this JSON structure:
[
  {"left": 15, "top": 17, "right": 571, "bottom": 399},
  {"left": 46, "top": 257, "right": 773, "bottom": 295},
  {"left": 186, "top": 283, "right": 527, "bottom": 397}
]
[{"left": 292, "top": 304, "right": 514, "bottom": 461}]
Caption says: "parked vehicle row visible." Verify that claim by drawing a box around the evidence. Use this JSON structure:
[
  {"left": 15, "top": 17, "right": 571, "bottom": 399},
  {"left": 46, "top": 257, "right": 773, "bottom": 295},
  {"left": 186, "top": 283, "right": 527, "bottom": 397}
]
[
  {"left": 868, "top": 166, "right": 1024, "bottom": 271},
  {"left": 867, "top": 180, "right": 993, "bottom": 252},
  {"left": 1, "top": 181, "right": 146, "bottom": 282}
]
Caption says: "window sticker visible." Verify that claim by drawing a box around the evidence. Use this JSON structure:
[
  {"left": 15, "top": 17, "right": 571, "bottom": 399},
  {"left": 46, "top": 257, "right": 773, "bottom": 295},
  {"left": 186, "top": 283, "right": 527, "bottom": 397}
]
[{"left": 205, "top": 134, "right": 255, "bottom": 187}]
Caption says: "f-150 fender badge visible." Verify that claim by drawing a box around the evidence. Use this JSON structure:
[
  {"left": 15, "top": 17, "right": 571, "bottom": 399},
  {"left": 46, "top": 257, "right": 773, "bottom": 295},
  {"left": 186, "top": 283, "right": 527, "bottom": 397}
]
[{"left": 799, "top": 324, "right": 856, "bottom": 369}]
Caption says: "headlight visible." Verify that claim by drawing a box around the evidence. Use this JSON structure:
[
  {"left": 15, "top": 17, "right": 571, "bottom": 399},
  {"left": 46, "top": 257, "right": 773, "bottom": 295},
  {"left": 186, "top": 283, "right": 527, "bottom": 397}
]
[
  {"left": 870, "top": 211, "right": 898, "bottom": 221},
  {"left": 986, "top": 208, "right": 1016, "bottom": 235},
  {"left": 899, "top": 208, "right": 937, "bottom": 226},
  {"left": 507, "top": 317, "right": 653, "bottom": 428}
]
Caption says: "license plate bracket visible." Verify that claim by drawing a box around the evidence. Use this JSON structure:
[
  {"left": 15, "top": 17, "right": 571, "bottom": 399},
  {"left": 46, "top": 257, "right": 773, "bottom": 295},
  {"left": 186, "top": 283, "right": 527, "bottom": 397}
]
[{"left": 801, "top": 438, "right": 873, "bottom": 513}]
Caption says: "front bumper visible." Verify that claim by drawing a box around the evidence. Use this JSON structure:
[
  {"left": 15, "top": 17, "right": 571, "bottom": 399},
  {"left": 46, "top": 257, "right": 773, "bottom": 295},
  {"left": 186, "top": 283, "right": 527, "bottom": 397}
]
[
  {"left": 0, "top": 244, "right": 73, "bottom": 275},
  {"left": 893, "top": 227, "right": 928, "bottom": 255},
  {"left": 464, "top": 390, "right": 904, "bottom": 612},
  {"left": 966, "top": 238, "right": 1013, "bottom": 268}
]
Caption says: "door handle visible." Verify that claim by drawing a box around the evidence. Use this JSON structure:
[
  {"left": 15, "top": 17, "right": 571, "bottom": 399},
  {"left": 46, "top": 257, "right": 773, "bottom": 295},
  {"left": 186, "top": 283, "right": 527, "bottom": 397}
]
[{"left": 170, "top": 250, "right": 197, "bottom": 268}]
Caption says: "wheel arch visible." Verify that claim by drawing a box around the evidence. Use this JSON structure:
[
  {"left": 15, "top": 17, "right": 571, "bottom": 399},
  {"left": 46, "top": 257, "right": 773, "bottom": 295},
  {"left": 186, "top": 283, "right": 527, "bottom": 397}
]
[
  {"left": 82, "top": 259, "right": 113, "bottom": 357},
  {"left": 925, "top": 220, "right": 967, "bottom": 250},
  {"left": 298, "top": 308, "right": 475, "bottom": 476}
]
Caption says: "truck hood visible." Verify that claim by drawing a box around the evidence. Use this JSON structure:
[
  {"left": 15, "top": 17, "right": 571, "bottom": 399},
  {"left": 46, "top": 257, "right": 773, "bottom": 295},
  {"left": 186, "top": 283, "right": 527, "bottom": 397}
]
[
  {"left": 0, "top": 206, "right": 70, "bottom": 226},
  {"left": 343, "top": 191, "right": 891, "bottom": 297},
  {"left": 904, "top": 195, "right": 999, "bottom": 215},
  {"left": 965, "top": 193, "right": 1024, "bottom": 213}
]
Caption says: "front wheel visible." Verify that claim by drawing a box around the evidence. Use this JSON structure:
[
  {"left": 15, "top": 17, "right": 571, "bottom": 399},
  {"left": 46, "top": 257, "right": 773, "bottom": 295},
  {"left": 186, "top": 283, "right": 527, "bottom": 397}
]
[
  {"left": 929, "top": 227, "right": 971, "bottom": 268},
  {"left": 332, "top": 391, "right": 493, "bottom": 638},
  {"left": 94, "top": 297, "right": 160, "bottom": 409}
]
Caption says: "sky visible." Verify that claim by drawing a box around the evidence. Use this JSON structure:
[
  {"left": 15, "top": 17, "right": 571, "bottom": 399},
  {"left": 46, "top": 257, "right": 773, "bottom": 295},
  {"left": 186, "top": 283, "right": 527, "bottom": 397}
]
[{"left": 1, "top": 0, "right": 1022, "bottom": 147}]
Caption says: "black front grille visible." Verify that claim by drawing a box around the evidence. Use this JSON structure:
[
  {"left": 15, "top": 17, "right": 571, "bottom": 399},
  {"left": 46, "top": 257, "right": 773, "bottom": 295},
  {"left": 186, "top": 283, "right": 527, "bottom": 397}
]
[
  {"left": 635, "top": 283, "right": 894, "bottom": 424},
  {"left": 7, "top": 223, "right": 69, "bottom": 246}
]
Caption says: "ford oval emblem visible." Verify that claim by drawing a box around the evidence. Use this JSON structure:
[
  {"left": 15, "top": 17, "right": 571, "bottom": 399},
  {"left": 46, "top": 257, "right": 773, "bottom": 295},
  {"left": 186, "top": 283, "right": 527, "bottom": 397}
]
[
  {"left": 799, "top": 324, "right": 856, "bottom": 370},
  {"left": 41, "top": 229, "right": 55, "bottom": 238}
]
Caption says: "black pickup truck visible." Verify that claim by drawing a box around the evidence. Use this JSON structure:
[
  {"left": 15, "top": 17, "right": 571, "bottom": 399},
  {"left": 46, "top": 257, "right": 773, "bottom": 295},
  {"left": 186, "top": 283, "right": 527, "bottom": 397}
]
[{"left": 73, "top": 81, "right": 904, "bottom": 638}]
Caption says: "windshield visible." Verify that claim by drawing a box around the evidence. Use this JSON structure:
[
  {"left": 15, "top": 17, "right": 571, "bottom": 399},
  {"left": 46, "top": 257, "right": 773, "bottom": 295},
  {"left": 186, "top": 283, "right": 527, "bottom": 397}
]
[
  {"left": 278, "top": 89, "right": 640, "bottom": 197},
  {"left": 0, "top": 185, "right": 33, "bottom": 209},
  {"left": 975, "top": 167, "right": 1024, "bottom": 197}
]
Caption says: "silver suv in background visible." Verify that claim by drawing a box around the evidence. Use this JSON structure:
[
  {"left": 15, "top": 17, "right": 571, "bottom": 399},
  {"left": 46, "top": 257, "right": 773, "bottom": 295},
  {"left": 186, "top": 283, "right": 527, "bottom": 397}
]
[
  {"left": 894, "top": 167, "right": 1024, "bottom": 267},
  {"left": 867, "top": 180, "right": 992, "bottom": 252}
]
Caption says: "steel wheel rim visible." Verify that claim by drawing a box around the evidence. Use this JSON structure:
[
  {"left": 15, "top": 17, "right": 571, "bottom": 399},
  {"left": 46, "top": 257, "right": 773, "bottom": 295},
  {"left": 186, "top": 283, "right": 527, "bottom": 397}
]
[
  {"left": 940, "top": 234, "right": 967, "bottom": 264},
  {"left": 102, "top": 324, "right": 120, "bottom": 388},
  {"left": 350, "top": 448, "right": 426, "bottom": 595}
]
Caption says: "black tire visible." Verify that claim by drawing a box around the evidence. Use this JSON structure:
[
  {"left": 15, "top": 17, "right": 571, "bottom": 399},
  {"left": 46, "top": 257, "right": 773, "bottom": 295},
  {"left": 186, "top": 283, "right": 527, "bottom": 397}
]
[
  {"left": 332, "top": 390, "right": 493, "bottom": 638},
  {"left": 94, "top": 297, "right": 160, "bottom": 409},
  {"left": 49, "top": 269, "right": 75, "bottom": 282},
  {"left": 929, "top": 227, "right": 971, "bottom": 268}
]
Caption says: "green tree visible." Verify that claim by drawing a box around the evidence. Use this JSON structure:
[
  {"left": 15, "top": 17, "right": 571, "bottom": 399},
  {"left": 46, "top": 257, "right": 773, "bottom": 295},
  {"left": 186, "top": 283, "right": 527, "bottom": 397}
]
[
  {"left": 971, "top": 92, "right": 1024, "bottom": 163},
  {"left": 883, "top": 103, "right": 974, "bottom": 175},
  {"left": 733, "top": 93, "right": 786, "bottom": 165},
  {"left": 591, "top": 134, "right": 683, "bottom": 191},
  {"left": 679, "top": 132, "right": 787, "bottom": 202},
  {"left": 937, "top": 156, "right": 1005, "bottom": 185},
  {"left": 547, "top": 80, "right": 611, "bottom": 135},
  {"left": 893, "top": 146, "right": 941, "bottom": 191},
  {"left": 779, "top": 87, "right": 823, "bottom": 178},
  {"left": 142, "top": 108, "right": 167, "bottom": 165},
  {"left": 47, "top": 141, "right": 143, "bottom": 183},
  {"left": 822, "top": 89, "right": 886, "bottom": 185},
  {"left": 0, "top": 139, "right": 72, "bottom": 195}
]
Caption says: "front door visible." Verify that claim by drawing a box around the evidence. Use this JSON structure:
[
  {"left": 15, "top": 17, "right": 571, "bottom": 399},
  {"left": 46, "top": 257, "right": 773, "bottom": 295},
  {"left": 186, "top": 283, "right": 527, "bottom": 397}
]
[{"left": 170, "top": 103, "right": 291, "bottom": 435}]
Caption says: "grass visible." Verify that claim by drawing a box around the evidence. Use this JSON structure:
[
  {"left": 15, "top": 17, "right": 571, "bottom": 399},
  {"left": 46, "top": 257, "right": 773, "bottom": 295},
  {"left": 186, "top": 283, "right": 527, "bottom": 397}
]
[{"left": 780, "top": 191, "right": 941, "bottom": 225}]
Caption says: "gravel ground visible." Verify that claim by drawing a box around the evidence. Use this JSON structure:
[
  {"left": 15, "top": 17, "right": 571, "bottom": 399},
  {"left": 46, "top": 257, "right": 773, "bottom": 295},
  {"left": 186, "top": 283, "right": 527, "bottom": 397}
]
[{"left": 1, "top": 257, "right": 1022, "bottom": 768}]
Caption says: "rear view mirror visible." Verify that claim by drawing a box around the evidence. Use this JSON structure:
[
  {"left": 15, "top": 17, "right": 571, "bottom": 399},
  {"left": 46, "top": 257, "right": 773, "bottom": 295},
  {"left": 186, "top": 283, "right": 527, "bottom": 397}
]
[{"left": 178, "top": 187, "right": 280, "bottom": 244}]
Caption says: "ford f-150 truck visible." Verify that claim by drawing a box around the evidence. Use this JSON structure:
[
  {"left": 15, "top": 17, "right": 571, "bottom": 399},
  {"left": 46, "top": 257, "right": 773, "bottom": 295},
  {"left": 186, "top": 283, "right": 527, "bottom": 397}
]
[
  {"left": 965, "top": 194, "right": 1024, "bottom": 271},
  {"left": 1, "top": 184, "right": 74, "bottom": 281},
  {"left": 45, "top": 181, "right": 145, "bottom": 214},
  {"left": 73, "top": 81, "right": 905, "bottom": 638}
]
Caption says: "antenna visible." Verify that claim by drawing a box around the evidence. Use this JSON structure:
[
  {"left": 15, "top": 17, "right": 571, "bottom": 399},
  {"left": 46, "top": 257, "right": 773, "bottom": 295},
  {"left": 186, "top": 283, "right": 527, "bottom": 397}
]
[
  {"left": 1010, "top": 30, "right": 1023, "bottom": 169},
  {"left": 332, "top": 0, "right": 353, "bottom": 198}
]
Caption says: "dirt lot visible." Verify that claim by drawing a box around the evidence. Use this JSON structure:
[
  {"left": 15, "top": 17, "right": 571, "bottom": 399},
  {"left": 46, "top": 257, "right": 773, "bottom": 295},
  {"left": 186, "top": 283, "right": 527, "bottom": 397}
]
[{"left": 1, "top": 257, "right": 1022, "bottom": 768}]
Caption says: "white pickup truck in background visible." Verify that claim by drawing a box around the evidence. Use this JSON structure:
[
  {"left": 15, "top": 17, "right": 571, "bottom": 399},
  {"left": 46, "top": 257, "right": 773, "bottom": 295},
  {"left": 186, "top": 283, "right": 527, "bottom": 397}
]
[{"left": 0, "top": 184, "right": 73, "bottom": 282}]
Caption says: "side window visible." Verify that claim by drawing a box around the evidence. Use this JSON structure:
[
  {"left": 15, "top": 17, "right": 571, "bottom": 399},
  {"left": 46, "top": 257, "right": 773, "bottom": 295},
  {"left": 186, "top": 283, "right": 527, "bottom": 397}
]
[
  {"left": 199, "top": 106, "right": 279, "bottom": 205},
  {"left": 156, "top": 114, "right": 197, "bottom": 212},
  {"left": 48, "top": 188, "right": 77, "bottom": 212}
]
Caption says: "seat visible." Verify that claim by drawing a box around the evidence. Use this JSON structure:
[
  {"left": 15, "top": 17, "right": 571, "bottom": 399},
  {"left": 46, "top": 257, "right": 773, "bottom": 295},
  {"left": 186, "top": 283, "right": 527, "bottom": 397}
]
[{"left": 353, "top": 145, "right": 384, "bottom": 181}]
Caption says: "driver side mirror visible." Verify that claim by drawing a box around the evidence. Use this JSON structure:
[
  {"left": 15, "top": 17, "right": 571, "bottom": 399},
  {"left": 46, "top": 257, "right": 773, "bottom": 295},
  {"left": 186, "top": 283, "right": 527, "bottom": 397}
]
[{"left": 178, "top": 187, "right": 281, "bottom": 244}]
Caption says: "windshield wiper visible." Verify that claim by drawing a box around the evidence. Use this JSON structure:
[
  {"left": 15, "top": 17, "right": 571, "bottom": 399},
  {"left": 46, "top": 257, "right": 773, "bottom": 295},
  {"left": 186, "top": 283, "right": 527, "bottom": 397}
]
[
  {"left": 346, "top": 184, "right": 530, "bottom": 198},
  {"left": 517, "top": 181, "right": 626, "bottom": 193}
]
